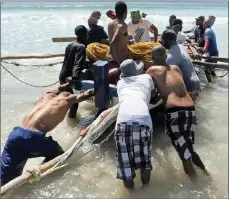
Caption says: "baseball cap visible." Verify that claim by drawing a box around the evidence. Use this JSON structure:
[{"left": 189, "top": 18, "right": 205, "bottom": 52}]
[{"left": 195, "top": 16, "right": 205, "bottom": 21}]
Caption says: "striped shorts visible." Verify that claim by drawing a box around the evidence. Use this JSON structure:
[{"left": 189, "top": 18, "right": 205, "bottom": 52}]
[
  {"left": 164, "top": 106, "right": 197, "bottom": 161},
  {"left": 115, "top": 122, "right": 152, "bottom": 181}
]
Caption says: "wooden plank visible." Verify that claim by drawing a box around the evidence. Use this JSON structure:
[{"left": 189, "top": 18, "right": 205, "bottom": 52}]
[
  {"left": 1, "top": 54, "right": 64, "bottom": 60},
  {"left": 192, "top": 60, "right": 229, "bottom": 70},
  {"left": 52, "top": 37, "right": 77, "bottom": 42}
]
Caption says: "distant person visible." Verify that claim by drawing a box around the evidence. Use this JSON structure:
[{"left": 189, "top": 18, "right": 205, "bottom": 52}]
[
  {"left": 128, "top": 10, "right": 158, "bottom": 42},
  {"left": 88, "top": 16, "right": 109, "bottom": 45},
  {"left": 106, "top": 10, "right": 117, "bottom": 20},
  {"left": 115, "top": 59, "right": 154, "bottom": 189},
  {"left": 146, "top": 46, "right": 211, "bottom": 182},
  {"left": 90, "top": 10, "right": 101, "bottom": 20},
  {"left": 198, "top": 16, "right": 218, "bottom": 81},
  {"left": 160, "top": 30, "right": 201, "bottom": 101},
  {"left": 172, "top": 19, "right": 191, "bottom": 44},
  {"left": 1, "top": 83, "right": 95, "bottom": 185},
  {"left": 166, "top": 15, "right": 176, "bottom": 29},
  {"left": 59, "top": 25, "right": 88, "bottom": 118},
  {"left": 141, "top": 12, "right": 147, "bottom": 18},
  {"left": 184, "top": 16, "right": 205, "bottom": 47},
  {"left": 108, "top": 1, "right": 129, "bottom": 64}
]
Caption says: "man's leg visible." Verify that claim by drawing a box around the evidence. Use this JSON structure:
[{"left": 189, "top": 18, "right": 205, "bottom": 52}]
[
  {"left": 192, "top": 152, "right": 211, "bottom": 176},
  {"left": 182, "top": 158, "right": 197, "bottom": 181},
  {"left": 123, "top": 179, "right": 134, "bottom": 189},
  {"left": 115, "top": 123, "right": 135, "bottom": 189},
  {"left": 140, "top": 169, "right": 151, "bottom": 185}
]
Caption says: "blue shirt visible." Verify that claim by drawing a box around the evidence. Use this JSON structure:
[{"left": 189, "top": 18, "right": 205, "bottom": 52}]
[{"left": 204, "top": 28, "right": 218, "bottom": 56}]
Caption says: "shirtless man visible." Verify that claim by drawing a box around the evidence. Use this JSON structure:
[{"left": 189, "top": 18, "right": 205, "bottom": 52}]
[
  {"left": 1, "top": 83, "right": 94, "bottom": 185},
  {"left": 108, "top": 1, "right": 129, "bottom": 64},
  {"left": 146, "top": 46, "right": 211, "bottom": 181}
]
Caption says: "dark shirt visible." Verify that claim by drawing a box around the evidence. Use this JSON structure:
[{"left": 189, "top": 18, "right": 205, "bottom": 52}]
[
  {"left": 1, "top": 127, "right": 64, "bottom": 185},
  {"left": 59, "top": 41, "right": 86, "bottom": 83},
  {"left": 88, "top": 25, "right": 108, "bottom": 44},
  {"left": 194, "top": 26, "right": 205, "bottom": 47}
]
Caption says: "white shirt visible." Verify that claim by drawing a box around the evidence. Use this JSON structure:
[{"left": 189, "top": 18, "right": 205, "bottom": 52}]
[
  {"left": 128, "top": 19, "right": 152, "bottom": 43},
  {"left": 177, "top": 32, "right": 186, "bottom": 44},
  {"left": 116, "top": 74, "right": 154, "bottom": 129}
]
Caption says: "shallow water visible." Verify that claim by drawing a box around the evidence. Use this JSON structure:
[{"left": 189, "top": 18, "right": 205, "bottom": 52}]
[{"left": 1, "top": 2, "right": 228, "bottom": 198}]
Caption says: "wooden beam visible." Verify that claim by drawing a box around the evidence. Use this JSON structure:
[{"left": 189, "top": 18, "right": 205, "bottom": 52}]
[
  {"left": 52, "top": 37, "right": 77, "bottom": 42},
  {"left": 192, "top": 60, "right": 229, "bottom": 70},
  {"left": 1, "top": 54, "right": 64, "bottom": 60}
]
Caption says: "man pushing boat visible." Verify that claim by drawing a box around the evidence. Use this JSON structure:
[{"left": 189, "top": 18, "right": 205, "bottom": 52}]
[
  {"left": 1, "top": 83, "right": 94, "bottom": 185},
  {"left": 115, "top": 59, "right": 154, "bottom": 189},
  {"left": 146, "top": 45, "right": 211, "bottom": 181}
]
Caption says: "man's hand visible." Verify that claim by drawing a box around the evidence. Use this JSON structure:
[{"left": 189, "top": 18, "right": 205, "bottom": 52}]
[
  {"left": 58, "top": 83, "right": 70, "bottom": 92},
  {"left": 197, "top": 47, "right": 206, "bottom": 54},
  {"left": 66, "top": 77, "right": 73, "bottom": 83}
]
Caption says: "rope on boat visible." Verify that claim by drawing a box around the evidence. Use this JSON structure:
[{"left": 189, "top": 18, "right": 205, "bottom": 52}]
[
  {"left": 1, "top": 64, "right": 59, "bottom": 87},
  {"left": 1, "top": 60, "right": 63, "bottom": 67},
  {"left": 1, "top": 104, "right": 119, "bottom": 196}
]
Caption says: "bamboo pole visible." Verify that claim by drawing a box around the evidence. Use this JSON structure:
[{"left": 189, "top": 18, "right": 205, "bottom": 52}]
[
  {"left": 1, "top": 154, "right": 65, "bottom": 196},
  {"left": 1, "top": 54, "right": 64, "bottom": 60},
  {"left": 199, "top": 56, "right": 229, "bottom": 63},
  {"left": 192, "top": 60, "right": 229, "bottom": 70},
  {"left": 52, "top": 37, "right": 77, "bottom": 42}
]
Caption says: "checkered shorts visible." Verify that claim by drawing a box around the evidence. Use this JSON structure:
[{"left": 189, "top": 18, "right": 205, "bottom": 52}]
[
  {"left": 164, "top": 106, "right": 197, "bottom": 161},
  {"left": 115, "top": 122, "right": 152, "bottom": 181}
]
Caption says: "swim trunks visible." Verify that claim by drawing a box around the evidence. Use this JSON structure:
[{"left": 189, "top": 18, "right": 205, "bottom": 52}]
[
  {"left": 1, "top": 127, "right": 64, "bottom": 185},
  {"left": 164, "top": 106, "right": 197, "bottom": 161},
  {"left": 115, "top": 122, "right": 152, "bottom": 181}
]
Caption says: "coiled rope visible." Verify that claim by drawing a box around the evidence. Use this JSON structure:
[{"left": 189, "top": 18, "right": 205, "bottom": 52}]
[{"left": 1, "top": 64, "right": 59, "bottom": 87}]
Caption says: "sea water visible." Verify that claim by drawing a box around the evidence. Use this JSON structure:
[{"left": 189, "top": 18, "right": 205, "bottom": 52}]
[{"left": 1, "top": 2, "right": 228, "bottom": 198}]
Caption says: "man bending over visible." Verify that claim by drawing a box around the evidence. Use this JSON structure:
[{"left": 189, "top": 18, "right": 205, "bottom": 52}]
[
  {"left": 115, "top": 59, "right": 154, "bottom": 189},
  {"left": 1, "top": 83, "right": 94, "bottom": 185},
  {"left": 146, "top": 46, "right": 211, "bottom": 181}
]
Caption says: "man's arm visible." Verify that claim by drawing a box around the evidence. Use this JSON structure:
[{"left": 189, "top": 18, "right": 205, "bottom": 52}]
[
  {"left": 66, "top": 88, "right": 95, "bottom": 105},
  {"left": 149, "top": 23, "right": 158, "bottom": 42}
]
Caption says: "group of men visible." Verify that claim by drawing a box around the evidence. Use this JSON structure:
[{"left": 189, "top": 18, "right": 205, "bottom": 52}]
[{"left": 1, "top": 1, "right": 215, "bottom": 189}]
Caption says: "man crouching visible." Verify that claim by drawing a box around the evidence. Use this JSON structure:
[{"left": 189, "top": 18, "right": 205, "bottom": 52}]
[
  {"left": 115, "top": 59, "right": 154, "bottom": 189},
  {"left": 1, "top": 83, "right": 94, "bottom": 185},
  {"left": 146, "top": 46, "right": 211, "bottom": 181}
]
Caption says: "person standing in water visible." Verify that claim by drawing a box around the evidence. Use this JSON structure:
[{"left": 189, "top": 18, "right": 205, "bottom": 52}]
[
  {"left": 166, "top": 15, "right": 176, "bottom": 29},
  {"left": 128, "top": 10, "right": 158, "bottom": 42},
  {"left": 198, "top": 16, "right": 218, "bottom": 82},
  {"left": 146, "top": 46, "right": 211, "bottom": 182},
  {"left": 160, "top": 29, "right": 201, "bottom": 101},
  {"left": 108, "top": 1, "right": 129, "bottom": 65},
  {"left": 59, "top": 25, "right": 89, "bottom": 118}
]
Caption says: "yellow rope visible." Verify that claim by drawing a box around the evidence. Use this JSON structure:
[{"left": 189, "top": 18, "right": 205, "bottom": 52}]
[{"left": 86, "top": 42, "right": 161, "bottom": 63}]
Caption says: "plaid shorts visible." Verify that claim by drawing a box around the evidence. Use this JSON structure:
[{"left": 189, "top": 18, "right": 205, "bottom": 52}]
[
  {"left": 115, "top": 122, "right": 152, "bottom": 181},
  {"left": 164, "top": 106, "right": 197, "bottom": 161}
]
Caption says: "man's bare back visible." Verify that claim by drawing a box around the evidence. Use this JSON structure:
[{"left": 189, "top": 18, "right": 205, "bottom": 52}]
[
  {"left": 108, "top": 19, "right": 129, "bottom": 64},
  {"left": 19, "top": 83, "right": 94, "bottom": 133},
  {"left": 146, "top": 64, "right": 193, "bottom": 108}
]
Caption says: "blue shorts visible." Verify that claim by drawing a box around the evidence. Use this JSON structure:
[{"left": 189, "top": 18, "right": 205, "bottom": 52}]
[{"left": 1, "top": 127, "right": 64, "bottom": 185}]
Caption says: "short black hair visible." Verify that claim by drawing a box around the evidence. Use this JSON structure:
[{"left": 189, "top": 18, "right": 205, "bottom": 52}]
[
  {"left": 170, "top": 15, "right": 176, "bottom": 19},
  {"left": 75, "top": 25, "right": 88, "bottom": 39},
  {"left": 173, "top": 18, "right": 183, "bottom": 26},
  {"left": 115, "top": 1, "right": 127, "bottom": 18}
]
